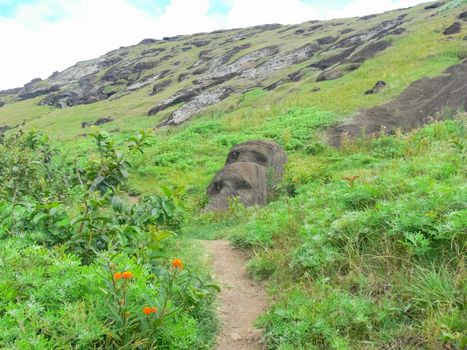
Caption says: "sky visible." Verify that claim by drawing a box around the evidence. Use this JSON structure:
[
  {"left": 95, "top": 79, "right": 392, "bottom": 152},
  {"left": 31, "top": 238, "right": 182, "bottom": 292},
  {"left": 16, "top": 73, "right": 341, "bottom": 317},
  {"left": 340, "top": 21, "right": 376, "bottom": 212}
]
[{"left": 0, "top": 0, "right": 428, "bottom": 90}]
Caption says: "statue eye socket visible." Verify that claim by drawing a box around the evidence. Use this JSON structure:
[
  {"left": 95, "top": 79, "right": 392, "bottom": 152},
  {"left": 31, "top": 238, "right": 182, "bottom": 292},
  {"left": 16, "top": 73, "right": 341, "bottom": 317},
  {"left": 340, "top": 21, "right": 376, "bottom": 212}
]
[{"left": 237, "top": 180, "right": 252, "bottom": 190}]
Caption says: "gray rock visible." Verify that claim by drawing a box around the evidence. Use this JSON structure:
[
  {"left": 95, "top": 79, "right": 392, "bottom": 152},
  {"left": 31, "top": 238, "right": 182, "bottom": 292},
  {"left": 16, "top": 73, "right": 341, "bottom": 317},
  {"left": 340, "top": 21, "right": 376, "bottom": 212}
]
[
  {"left": 359, "top": 14, "right": 378, "bottom": 21},
  {"left": 347, "top": 40, "right": 392, "bottom": 63},
  {"left": 0, "top": 124, "right": 11, "bottom": 133},
  {"left": 139, "top": 38, "right": 158, "bottom": 45},
  {"left": 242, "top": 43, "right": 319, "bottom": 80},
  {"left": 443, "top": 22, "right": 462, "bottom": 35},
  {"left": 18, "top": 85, "right": 61, "bottom": 100},
  {"left": 93, "top": 117, "right": 113, "bottom": 126},
  {"left": 316, "top": 69, "right": 344, "bottom": 82},
  {"left": 178, "top": 73, "right": 191, "bottom": 82},
  {"left": 310, "top": 46, "right": 358, "bottom": 70},
  {"left": 205, "top": 140, "right": 287, "bottom": 211},
  {"left": 317, "top": 36, "right": 338, "bottom": 45},
  {"left": 329, "top": 60, "right": 467, "bottom": 146},
  {"left": 158, "top": 87, "right": 234, "bottom": 126},
  {"left": 150, "top": 80, "right": 172, "bottom": 96},
  {"left": 190, "top": 40, "right": 210, "bottom": 47},
  {"left": 365, "top": 80, "right": 387, "bottom": 94},
  {"left": 424, "top": 2, "right": 445, "bottom": 10},
  {"left": 0, "top": 87, "right": 22, "bottom": 95}
]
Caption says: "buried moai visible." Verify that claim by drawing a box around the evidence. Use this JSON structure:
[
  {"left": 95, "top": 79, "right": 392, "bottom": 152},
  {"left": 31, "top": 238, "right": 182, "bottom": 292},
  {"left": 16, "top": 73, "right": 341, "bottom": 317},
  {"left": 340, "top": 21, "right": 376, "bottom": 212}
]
[{"left": 205, "top": 140, "right": 287, "bottom": 211}]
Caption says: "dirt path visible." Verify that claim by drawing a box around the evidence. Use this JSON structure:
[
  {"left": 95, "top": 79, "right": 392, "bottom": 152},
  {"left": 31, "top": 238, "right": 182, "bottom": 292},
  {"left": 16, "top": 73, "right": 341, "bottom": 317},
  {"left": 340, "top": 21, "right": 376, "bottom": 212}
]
[{"left": 201, "top": 240, "right": 267, "bottom": 350}]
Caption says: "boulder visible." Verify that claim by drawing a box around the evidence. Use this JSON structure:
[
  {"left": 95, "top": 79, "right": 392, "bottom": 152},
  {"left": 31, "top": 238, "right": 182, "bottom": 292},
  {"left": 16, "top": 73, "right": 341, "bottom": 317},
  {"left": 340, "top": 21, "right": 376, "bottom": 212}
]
[
  {"left": 93, "top": 117, "right": 113, "bottom": 126},
  {"left": 205, "top": 140, "right": 287, "bottom": 211},
  {"left": 443, "top": 22, "right": 461, "bottom": 35},
  {"left": 81, "top": 117, "right": 113, "bottom": 128},
  {"left": 424, "top": 2, "right": 445, "bottom": 10},
  {"left": 0, "top": 124, "right": 11, "bottom": 133},
  {"left": 365, "top": 80, "right": 387, "bottom": 94},
  {"left": 151, "top": 80, "right": 172, "bottom": 96},
  {"left": 0, "top": 101, "right": 4, "bottom": 108},
  {"left": 347, "top": 40, "right": 392, "bottom": 63},
  {"left": 316, "top": 69, "right": 344, "bottom": 82},
  {"left": 317, "top": 36, "right": 338, "bottom": 45},
  {"left": 190, "top": 40, "right": 210, "bottom": 47},
  {"left": 139, "top": 38, "right": 158, "bottom": 45}
]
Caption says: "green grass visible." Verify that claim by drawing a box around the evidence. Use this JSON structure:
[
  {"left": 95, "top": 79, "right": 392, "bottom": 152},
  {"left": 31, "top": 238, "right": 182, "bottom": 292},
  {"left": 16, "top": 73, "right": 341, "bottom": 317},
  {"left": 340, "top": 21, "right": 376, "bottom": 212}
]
[
  {"left": 204, "top": 117, "right": 466, "bottom": 349},
  {"left": 1, "top": 2, "right": 466, "bottom": 348}
]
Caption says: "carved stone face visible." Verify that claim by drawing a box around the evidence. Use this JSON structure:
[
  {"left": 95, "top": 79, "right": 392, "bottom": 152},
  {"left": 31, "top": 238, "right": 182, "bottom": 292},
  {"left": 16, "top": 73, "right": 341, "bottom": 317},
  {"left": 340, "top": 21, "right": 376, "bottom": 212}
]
[
  {"left": 205, "top": 140, "right": 287, "bottom": 211},
  {"left": 206, "top": 162, "right": 267, "bottom": 211}
]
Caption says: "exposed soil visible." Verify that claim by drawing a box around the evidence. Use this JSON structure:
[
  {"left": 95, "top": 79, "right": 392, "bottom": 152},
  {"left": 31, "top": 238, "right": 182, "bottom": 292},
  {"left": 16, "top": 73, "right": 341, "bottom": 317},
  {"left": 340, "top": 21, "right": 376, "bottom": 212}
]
[
  {"left": 328, "top": 60, "right": 467, "bottom": 146},
  {"left": 201, "top": 240, "right": 267, "bottom": 350}
]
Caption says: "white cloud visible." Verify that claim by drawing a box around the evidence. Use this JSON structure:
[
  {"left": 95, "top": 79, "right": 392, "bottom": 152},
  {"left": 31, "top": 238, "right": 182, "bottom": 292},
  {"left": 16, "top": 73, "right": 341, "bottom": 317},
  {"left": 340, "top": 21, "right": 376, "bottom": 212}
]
[
  {"left": 225, "top": 0, "right": 318, "bottom": 27},
  {"left": 325, "top": 0, "right": 426, "bottom": 19},
  {"left": 0, "top": 0, "right": 224, "bottom": 90},
  {"left": 0, "top": 0, "right": 428, "bottom": 90}
]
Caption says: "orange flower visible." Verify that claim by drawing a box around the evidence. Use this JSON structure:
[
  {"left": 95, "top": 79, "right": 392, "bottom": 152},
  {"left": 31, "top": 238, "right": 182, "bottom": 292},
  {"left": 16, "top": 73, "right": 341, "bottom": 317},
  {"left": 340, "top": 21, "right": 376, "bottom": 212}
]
[
  {"left": 122, "top": 271, "right": 134, "bottom": 279},
  {"left": 143, "top": 306, "right": 157, "bottom": 315},
  {"left": 113, "top": 272, "right": 123, "bottom": 280},
  {"left": 171, "top": 258, "right": 183, "bottom": 270}
]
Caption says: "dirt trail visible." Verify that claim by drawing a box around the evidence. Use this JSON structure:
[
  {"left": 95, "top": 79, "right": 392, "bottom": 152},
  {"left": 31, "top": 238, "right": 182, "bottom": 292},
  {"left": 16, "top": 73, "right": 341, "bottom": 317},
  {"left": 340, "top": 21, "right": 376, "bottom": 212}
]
[{"left": 201, "top": 240, "right": 267, "bottom": 350}]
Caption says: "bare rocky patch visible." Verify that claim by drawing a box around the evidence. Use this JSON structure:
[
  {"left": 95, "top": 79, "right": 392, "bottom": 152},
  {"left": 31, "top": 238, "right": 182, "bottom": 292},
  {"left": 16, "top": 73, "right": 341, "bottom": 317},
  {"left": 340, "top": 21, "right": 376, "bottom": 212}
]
[{"left": 328, "top": 60, "right": 467, "bottom": 146}]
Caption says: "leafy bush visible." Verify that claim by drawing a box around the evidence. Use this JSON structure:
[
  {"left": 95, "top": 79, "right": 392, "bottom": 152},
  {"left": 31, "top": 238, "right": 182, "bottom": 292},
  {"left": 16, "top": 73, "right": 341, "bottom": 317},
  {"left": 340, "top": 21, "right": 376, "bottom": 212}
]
[{"left": 0, "top": 128, "right": 218, "bottom": 349}]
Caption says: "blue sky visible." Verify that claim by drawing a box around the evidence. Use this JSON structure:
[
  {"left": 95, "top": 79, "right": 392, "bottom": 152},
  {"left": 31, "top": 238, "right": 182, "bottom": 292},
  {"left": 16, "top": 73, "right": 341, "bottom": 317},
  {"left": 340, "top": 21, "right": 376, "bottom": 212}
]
[{"left": 0, "top": 0, "right": 427, "bottom": 89}]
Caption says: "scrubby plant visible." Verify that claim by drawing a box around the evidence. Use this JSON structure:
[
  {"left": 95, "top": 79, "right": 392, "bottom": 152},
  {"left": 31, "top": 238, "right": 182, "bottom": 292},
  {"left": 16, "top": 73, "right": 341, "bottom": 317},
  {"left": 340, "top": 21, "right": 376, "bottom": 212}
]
[{"left": 0, "top": 128, "right": 218, "bottom": 349}]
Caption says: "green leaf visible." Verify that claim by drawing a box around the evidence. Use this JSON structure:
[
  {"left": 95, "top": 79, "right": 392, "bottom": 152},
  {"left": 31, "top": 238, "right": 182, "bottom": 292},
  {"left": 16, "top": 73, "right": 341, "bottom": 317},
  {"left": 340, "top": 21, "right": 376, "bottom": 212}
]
[{"left": 32, "top": 212, "right": 48, "bottom": 224}]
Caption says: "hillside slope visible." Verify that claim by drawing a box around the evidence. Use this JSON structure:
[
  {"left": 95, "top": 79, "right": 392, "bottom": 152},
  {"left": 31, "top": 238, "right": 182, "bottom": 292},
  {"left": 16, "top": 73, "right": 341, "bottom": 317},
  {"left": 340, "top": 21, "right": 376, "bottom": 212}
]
[
  {"left": 0, "top": 1, "right": 466, "bottom": 349},
  {"left": 0, "top": 0, "right": 466, "bottom": 140}
]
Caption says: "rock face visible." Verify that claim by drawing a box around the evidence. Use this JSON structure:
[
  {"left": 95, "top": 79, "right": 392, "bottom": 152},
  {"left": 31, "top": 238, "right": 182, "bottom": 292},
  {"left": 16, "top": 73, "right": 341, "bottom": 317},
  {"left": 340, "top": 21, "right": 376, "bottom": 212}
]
[
  {"left": 424, "top": 2, "right": 445, "bottom": 10},
  {"left": 365, "top": 80, "right": 387, "bottom": 94},
  {"left": 206, "top": 140, "right": 287, "bottom": 211},
  {"left": 443, "top": 22, "right": 462, "bottom": 35},
  {"left": 0, "top": 124, "right": 11, "bottom": 133},
  {"left": 328, "top": 60, "right": 467, "bottom": 146},
  {"left": 0, "top": 1, "right": 463, "bottom": 129}
]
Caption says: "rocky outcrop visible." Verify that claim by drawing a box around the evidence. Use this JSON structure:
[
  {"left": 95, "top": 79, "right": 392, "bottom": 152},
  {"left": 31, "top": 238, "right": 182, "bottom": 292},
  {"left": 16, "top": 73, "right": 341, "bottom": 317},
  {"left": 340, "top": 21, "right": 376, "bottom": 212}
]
[
  {"left": 158, "top": 87, "right": 233, "bottom": 126},
  {"left": 241, "top": 43, "right": 319, "bottom": 80},
  {"left": 424, "top": 2, "right": 445, "bottom": 10},
  {"left": 205, "top": 140, "right": 287, "bottom": 211},
  {"left": 347, "top": 41, "right": 392, "bottom": 63},
  {"left": 1, "top": 1, "right": 461, "bottom": 128},
  {"left": 328, "top": 60, "right": 467, "bottom": 146},
  {"left": 81, "top": 117, "right": 113, "bottom": 128},
  {"left": 139, "top": 38, "right": 158, "bottom": 45},
  {"left": 317, "top": 36, "right": 338, "bottom": 45},
  {"left": 190, "top": 40, "right": 210, "bottom": 47},
  {"left": 443, "top": 22, "right": 462, "bottom": 35},
  {"left": 0, "top": 124, "right": 11, "bottom": 133},
  {"left": 151, "top": 80, "right": 172, "bottom": 96},
  {"left": 316, "top": 69, "right": 344, "bottom": 82},
  {"left": 264, "top": 70, "right": 304, "bottom": 91},
  {"left": 201, "top": 46, "right": 279, "bottom": 82},
  {"left": 365, "top": 80, "right": 387, "bottom": 94}
]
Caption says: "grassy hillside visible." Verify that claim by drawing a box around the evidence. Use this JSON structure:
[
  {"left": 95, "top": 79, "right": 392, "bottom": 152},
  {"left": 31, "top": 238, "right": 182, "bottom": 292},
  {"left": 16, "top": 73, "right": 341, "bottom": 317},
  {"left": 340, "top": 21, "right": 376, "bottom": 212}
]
[{"left": 0, "top": 0, "right": 466, "bottom": 349}]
